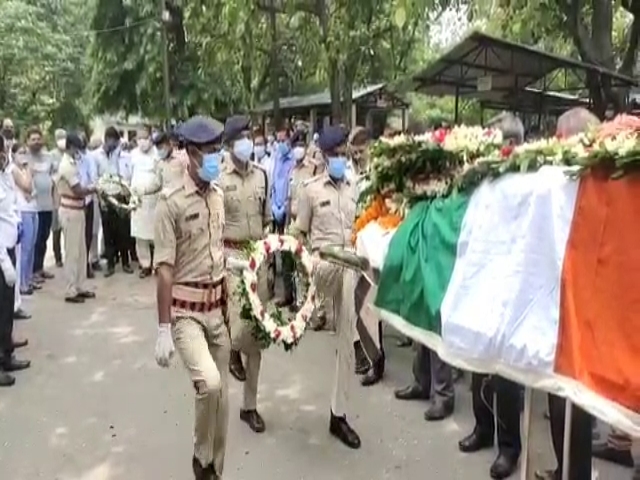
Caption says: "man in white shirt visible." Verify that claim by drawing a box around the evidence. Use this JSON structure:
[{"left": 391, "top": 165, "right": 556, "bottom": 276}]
[
  {"left": 95, "top": 127, "right": 133, "bottom": 277},
  {"left": 129, "top": 126, "right": 157, "bottom": 278},
  {"left": 0, "top": 136, "right": 31, "bottom": 387}
]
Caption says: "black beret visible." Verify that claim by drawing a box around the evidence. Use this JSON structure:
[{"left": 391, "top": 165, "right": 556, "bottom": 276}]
[
  {"left": 66, "top": 132, "right": 84, "bottom": 151},
  {"left": 178, "top": 116, "right": 224, "bottom": 144},
  {"left": 223, "top": 115, "right": 251, "bottom": 141},
  {"left": 318, "top": 125, "right": 347, "bottom": 152},
  {"left": 290, "top": 129, "right": 307, "bottom": 145}
]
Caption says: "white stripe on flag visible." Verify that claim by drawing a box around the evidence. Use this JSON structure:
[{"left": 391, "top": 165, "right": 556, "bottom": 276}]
[{"left": 440, "top": 167, "right": 579, "bottom": 373}]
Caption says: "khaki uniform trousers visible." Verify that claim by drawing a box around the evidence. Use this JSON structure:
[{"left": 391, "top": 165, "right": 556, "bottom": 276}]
[
  {"left": 314, "top": 259, "right": 356, "bottom": 417},
  {"left": 226, "top": 247, "right": 270, "bottom": 410},
  {"left": 59, "top": 207, "right": 87, "bottom": 298},
  {"left": 172, "top": 308, "right": 230, "bottom": 474}
]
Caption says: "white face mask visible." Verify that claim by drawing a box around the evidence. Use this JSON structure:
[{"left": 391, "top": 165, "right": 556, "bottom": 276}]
[
  {"left": 56, "top": 139, "right": 66, "bottom": 151},
  {"left": 254, "top": 145, "right": 266, "bottom": 159},
  {"left": 293, "top": 146, "right": 306, "bottom": 161},
  {"left": 233, "top": 138, "right": 253, "bottom": 163},
  {"left": 138, "top": 139, "right": 151, "bottom": 152}
]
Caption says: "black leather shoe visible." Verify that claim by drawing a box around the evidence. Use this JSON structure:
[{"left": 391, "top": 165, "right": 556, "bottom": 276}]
[
  {"left": 65, "top": 295, "right": 85, "bottom": 304},
  {"left": 2, "top": 356, "right": 30, "bottom": 372},
  {"left": 361, "top": 355, "right": 384, "bottom": 386},
  {"left": 424, "top": 398, "right": 454, "bottom": 421},
  {"left": 329, "top": 411, "right": 361, "bottom": 449},
  {"left": 12, "top": 338, "right": 28, "bottom": 349},
  {"left": 91, "top": 261, "right": 102, "bottom": 271},
  {"left": 0, "top": 371, "right": 15, "bottom": 387},
  {"left": 394, "top": 383, "right": 430, "bottom": 401},
  {"left": 490, "top": 451, "right": 519, "bottom": 479},
  {"left": 354, "top": 341, "right": 370, "bottom": 375},
  {"left": 458, "top": 429, "right": 494, "bottom": 453},
  {"left": 240, "top": 409, "right": 266, "bottom": 433},
  {"left": 104, "top": 267, "right": 115, "bottom": 278},
  {"left": 78, "top": 291, "right": 96, "bottom": 299},
  {"left": 192, "top": 456, "right": 214, "bottom": 480},
  {"left": 139, "top": 268, "right": 152, "bottom": 279},
  {"left": 229, "top": 350, "right": 246, "bottom": 382},
  {"left": 13, "top": 309, "right": 31, "bottom": 320},
  {"left": 592, "top": 443, "right": 634, "bottom": 467},
  {"left": 122, "top": 264, "right": 134, "bottom": 274}
]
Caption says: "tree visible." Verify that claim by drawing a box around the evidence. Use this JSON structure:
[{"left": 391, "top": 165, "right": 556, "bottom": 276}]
[
  {"left": 470, "top": 0, "right": 639, "bottom": 117},
  {"left": 0, "top": 0, "right": 90, "bottom": 134}
]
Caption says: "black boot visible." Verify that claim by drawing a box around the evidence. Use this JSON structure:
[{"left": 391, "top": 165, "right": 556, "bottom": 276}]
[
  {"left": 361, "top": 354, "right": 384, "bottom": 386},
  {"left": 353, "top": 341, "right": 370, "bottom": 375},
  {"left": 329, "top": 411, "right": 361, "bottom": 449},
  {"left": 192, "top": 456, "right": 214, "bottom": 480},
  {"left": 229, "top": 350, "right": 246, "bottom": 382}
]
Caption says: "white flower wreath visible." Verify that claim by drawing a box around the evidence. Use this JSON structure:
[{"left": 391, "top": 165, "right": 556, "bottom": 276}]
[
  {"left": 97, "top": 174, "right": 141, "bottom": 213},
  {"left": 240, "top": 234, "right": 316, "bottom": 351}
]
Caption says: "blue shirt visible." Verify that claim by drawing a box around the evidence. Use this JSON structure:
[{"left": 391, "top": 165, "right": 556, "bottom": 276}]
[
  {"left": 77, "top": 152, "right": 98, "bottom": 204},
  {"left": 271, "top": 150, "right": 294, "bottom": 213}
]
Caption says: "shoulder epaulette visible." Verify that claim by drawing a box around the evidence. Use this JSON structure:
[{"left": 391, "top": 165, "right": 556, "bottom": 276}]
[
  {"left": 159, "top": 184, "right": 182, "bottom": 200},
  {"left": 302, "top": 174, "right": 323, "bottom": 187}
]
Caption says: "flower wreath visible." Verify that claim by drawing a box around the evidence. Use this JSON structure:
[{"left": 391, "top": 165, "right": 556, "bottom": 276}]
[
  {"left": 97, "top": 175, "right": 141, "bottom": 213},
  {"left": 237, "top": 234, "right": 316, "bottom": 352}
]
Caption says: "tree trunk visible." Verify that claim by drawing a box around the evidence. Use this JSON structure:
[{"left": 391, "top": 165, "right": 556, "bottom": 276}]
[{"left": 268, "top": 0, "right": 281, "bottom": 126}]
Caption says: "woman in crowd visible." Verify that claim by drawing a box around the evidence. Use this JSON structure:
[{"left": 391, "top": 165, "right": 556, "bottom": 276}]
[{"left": 10, "top": 146, "right": 39, "bottom": 296}]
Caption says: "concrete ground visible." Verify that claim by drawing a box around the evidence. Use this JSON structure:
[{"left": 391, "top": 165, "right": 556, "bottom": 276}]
[{"left": 0, "top": 262, "right": 633, "bottom": 480}]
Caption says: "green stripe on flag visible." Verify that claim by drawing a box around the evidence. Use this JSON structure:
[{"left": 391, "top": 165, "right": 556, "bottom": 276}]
[{"left": 374, "top": 193, "right": 471, "bottom": 335}]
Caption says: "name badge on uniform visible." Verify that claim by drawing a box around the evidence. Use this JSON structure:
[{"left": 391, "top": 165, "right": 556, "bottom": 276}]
[
  {"left": 225, "top": 185, "right": 237, "bottom": 192},
  {"left": 185, "top": 213, "right": 200, "bottom": 222},
  {"left": 319, "top": 199, "right": 331, "bottom": 208}
]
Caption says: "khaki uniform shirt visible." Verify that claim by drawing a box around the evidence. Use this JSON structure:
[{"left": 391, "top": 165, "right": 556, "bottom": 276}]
[
  {"left": 219, "top": 160, "right": 271, "bottom": 242},
  {"left": 154, "top": 173, "right": 225, "bottom": 283},
  {"left": 288, "top": 157, "right": 318, "bottom": 219},
  {"left": 55, "top": 154, "right": 81, "bottom": 198},
  {"left": 143, "top": 150, "right": 188, "bottom": 195},
  {"left": 295, "top": 173, "right": 357, "bottom": 251}
]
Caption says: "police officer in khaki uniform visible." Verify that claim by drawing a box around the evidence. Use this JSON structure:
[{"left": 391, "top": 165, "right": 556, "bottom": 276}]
[
  {"left": 288, "top": 130, "right": 319, "bottom": 221},
  {"left": 219, "top": 115, "right": 271, "bottom": 433},
  {"left": 295, "top": 125, "right": 361, "bottom": 449},
  {"left": 154, "top": 116, "right": 229, "bottom": 480},
  {"left": 56, "top": 132, "right": 97, "bottom": 304}
]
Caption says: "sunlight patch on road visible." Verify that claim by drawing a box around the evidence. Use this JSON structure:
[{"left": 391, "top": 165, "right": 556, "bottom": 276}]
[
  {"left": 49, "top": 426, "right": 69, "bottom": 447},
  {"left": 72, "top": 461, "right": 113, "bottom": 480},
  {"left": 91, "top": 371, "right": 106, "bottom": 382},
  {"left": 61, "top": 355, "right": 78, "bottom": 364}
]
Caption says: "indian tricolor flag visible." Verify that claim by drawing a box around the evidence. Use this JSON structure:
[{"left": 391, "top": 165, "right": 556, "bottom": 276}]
[{"left": 366, "top": 166, "right": 640, "bottom": 435}]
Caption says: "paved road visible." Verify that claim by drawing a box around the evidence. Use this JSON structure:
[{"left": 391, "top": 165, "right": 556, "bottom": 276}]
[{"left": 0, "top": 264, "right": 631, "bottom": 480}]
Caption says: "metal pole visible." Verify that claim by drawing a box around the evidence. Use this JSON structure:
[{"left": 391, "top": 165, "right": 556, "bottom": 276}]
[
  {"left": 561, "top": 400, "right": 573, "bottom": 480},
  {"left": 520, "top": 387, "right": 534, "bottom": 480},
  {"left": 159, "top": 0, "right": 172, "bottom": 124}
]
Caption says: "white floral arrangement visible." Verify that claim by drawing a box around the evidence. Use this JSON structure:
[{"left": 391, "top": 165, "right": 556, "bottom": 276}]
[{"left": 239, "top": 234, "right": 316, "bottom": 351}]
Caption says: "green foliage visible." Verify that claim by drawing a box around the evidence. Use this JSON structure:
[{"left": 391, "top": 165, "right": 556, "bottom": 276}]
[{"left": 0, "top": 0, "right": 90, "bottom": 135}]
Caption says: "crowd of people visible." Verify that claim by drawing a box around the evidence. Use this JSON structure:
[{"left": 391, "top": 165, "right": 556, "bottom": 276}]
[{"left": 0, "top": 111, "right": 638, "bottom": 480}]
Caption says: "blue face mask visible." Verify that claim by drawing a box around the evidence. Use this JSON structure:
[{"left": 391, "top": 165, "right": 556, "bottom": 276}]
[
  {"left": 157, "top": 148, "right": 170, "bottom": 160},
  {"left": 327, "top": 156, "right": 347, "bottom": 180},
  {"left": 233, "top": 138, "right": 253, "bottom": 163},
  {"left": 277, "top": 142, "right": 290, "bottom": 156},
  {"left": 254, "top": 145, "right": 266, "bottom": 159},
  {"left": 198, "top": 152, "right": 221, "bottom": 182}
]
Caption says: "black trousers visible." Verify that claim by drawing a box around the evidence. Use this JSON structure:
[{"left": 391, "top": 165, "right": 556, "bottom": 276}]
[
  {"left": 547, "top": 394, "right": 592, "bottom": 480},
  {"left": 101, "top": 205, "right": 130, "bottom": 269},
  {"left": 84, "top": 202, "right": 94, "bottom": 267},
  {"left": 273, "top": 220, "right": 294, "bottom": 300},
  {"left": 34, "top": 210, "right": 52, "bottom": 273},
  {"left": 471, "top": 373, "right": 522, "bottom": 457},
  {"left": 0, "top": 248, "right": 16, "bottom": 359}
]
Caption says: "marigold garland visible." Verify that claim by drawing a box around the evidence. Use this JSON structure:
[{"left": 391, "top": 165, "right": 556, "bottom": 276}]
[{"left": 352, "top": 196, "right": 403, "bottom": 244}]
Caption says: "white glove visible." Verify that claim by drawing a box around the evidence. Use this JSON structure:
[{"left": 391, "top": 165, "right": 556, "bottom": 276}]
[
  {"left": 154, "top": 323, "right": 175, "bottom": 368},
  {"left": 0, "top": 259, "right": 16, "bottom": 287}
]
